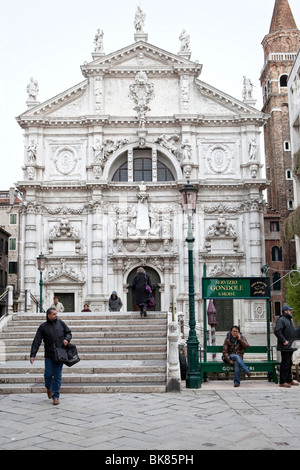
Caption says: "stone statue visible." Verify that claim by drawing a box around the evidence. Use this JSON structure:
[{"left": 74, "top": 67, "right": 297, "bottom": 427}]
[
  {"left": 27, "top": 78, "right": 39, "bottom": 101},
  {"left": 243, "top": 76, "right": 254, "bottom": 101},
  {"left": 179, "top": 30, "right": 190, "bottom": 52},
  {"left": 134, "top": 6, "right": 145, "bottom": 32},
  {"left": 94, "top": 29, "right": 104, "bottom": 52},
  {"left": 248, "top": 138, "right": 258, "bottom": 161}
]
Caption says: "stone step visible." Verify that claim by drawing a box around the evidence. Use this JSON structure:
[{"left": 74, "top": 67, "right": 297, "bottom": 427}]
[
  {"left": 0, "top": 312, "right": 169, "bottom": 393},
  {"left": 4, "top": 343, "right": 167, "bottom": 352},
  {"left": 1, "top": 337, "right": 166, "bottom": 346},
  {"left": 4, "top": 351, "right": 167, "bottom": 361},
  {"left": 0, "top": 383, "right": 167, "bottom": 394}
]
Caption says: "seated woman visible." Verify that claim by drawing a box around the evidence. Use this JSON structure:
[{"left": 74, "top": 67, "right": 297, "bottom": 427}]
[{"left": 222, "top": 325, "right": 251, "bottom": 387}]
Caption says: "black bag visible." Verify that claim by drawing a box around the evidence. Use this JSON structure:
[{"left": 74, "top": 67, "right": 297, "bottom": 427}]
[
  {"left": 65, "top": 343, "right": 80, "bottom": 367},
  {"left": 54, "top": 346, "right": 69, "bottom": 364}
]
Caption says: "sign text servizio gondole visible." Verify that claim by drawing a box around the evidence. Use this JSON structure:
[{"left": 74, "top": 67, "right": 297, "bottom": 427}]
[{"left": 202, "top": 277, "right": 270, "bottom": 299}]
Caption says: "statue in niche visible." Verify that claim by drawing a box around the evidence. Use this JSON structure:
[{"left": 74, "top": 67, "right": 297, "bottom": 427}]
[
  {"left": 181, "top": 139, "right": 192, "bottom": 160},
  {"left": 26, "top": 78, "right": 39, "bottom": 101},
  {"left": 136, "top": 182, "right": 150, "bottom": 232},
  {"left": 179, "top": 30, "right": 190, "bottom": 52},
  {"left": 134, "top": 6, "right": 146, "bottom": 32},
  {"left": 248, "top": 138, "right": 258, "bottom": 161},
  {"left": 93, "top": 139, "right": 104, "bottom": 164},
  {"left": 26, "top": 140, "right": 37, "bottom": 162}
]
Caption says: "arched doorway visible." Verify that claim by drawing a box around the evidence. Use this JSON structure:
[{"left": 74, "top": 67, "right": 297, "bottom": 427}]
[{"left": 127, "top": 267, "right": 161, "bottom": 311}]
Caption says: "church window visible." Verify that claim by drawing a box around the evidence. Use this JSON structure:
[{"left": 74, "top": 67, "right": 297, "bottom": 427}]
[
  {"left": 112, "top": 161, "right": 128, "bottom": 182},
  {"left": 286, "top": 169, "right": 292, "bottom": 179},
  {"left": 284, "top": 141, "right": 290, "bottom": 151},
  {"left": 112, "top": 148, "right": 175, "bottom": 182},
  {"left": 287, "top": 198, "right": 294, "bottom": 210}
]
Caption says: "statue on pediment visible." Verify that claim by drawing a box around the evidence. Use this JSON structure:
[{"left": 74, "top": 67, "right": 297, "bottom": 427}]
[
  {"left": 94, "top": 29, "right": 104, "bottom": 52},
  {"left": 27, "top": 77, "right": 39, "bottom": 101},
  {"left": 179, "top": 30, "right": 190, "bottom": 52},
  {"left": 134, "top": 6, "right": 145, "bottom": 32}
]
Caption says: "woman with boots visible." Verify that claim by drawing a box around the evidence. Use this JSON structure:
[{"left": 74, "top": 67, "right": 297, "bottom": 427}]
[{"left": 130, "top": 267, "right": 152, "bottom": 317}]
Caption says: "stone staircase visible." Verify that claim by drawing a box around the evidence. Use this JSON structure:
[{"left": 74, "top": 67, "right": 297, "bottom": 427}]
[{"left": 0, "top": 312, "right": 168, "bottom": 394}]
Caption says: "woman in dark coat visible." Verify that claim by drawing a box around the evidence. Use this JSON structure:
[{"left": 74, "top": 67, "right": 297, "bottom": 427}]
[{"left": 130, "top": 267, "right": 152, "bottom": 317}]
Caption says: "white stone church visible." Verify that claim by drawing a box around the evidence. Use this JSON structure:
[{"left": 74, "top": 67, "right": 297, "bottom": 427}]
[{"left": 16, "top": 8, "right": 268, "bottom": 333}]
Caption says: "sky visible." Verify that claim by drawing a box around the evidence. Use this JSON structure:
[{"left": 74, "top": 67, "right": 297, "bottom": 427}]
[{"left": 1, "top": 0, "right": 300, "bottom": 190}]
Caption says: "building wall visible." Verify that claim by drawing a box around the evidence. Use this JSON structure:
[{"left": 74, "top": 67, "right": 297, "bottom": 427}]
[{"left": 16, "top": 38, "right": 269, "bottom": 333}]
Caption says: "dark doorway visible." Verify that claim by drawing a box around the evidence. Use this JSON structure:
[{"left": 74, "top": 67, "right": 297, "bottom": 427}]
[
  {"left": 54, "top": 293, "right": 75, "bottom": 313},
  {"left": 213, "top": 299, "right": 233, "bottom": 332},
  {"left": 127, "top": 267, "right": 161, "bottom": 311}
]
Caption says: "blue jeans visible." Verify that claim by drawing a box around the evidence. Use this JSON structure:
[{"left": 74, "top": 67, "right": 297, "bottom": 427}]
[
  {"left": 44, "top": 357, "right": 63, "bottom": 399},
  {"left": 229, "top": 354, "right": 250, "bottom": 385}
]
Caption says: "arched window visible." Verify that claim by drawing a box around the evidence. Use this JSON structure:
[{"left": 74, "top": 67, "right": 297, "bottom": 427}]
[
  {"left": 112, "top": 149, "right": 175, "bottom": 182},
  {"left": 272, "top": 272, "right": 281, "bottom": 291},
  {"left": 271, "top": 246, "right": 282, "bottom": 261},
  {"left": 280, "top": 75, "right": 288, "bottom": 87}
]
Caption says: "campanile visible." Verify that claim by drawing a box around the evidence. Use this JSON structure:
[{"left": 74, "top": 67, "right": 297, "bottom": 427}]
[{"left": 260, "top": 0, "right": 300, "bottom": 314}]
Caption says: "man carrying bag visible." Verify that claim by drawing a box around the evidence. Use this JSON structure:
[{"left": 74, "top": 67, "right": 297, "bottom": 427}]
[{"left": 30, "top": 307, "right": 72, "bottom": 405}]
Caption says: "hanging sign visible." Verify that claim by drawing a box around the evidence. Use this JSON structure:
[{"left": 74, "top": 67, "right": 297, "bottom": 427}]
[{"left": 202, "top": 277, "right": 270, "bottom": 299}]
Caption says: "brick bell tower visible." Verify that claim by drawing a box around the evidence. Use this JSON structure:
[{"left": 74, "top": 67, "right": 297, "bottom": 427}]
[{"left": 260, "top": 0, "right": 300, "bottom": 318}]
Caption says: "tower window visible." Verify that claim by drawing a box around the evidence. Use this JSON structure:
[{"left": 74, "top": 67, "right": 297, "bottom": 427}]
[
  {"left": 280, "top": 75, "right": 288, "bottom": 87},
  {"left": 284, "top": 141, "right": 290, "bottom": 151},
  {"left": 271, "top": 246, "right": 282, "bottom": 261}
]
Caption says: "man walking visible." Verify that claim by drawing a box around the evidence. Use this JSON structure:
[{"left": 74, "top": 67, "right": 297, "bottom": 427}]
[
  {"left": 30, "top": 307, "right": 72, "bottom": 404},
  {"left": 274, "top": 304, "right": 299, "bottom": 388}
]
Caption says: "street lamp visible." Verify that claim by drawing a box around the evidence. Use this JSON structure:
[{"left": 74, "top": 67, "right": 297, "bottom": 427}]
[
  {"left": 180, "top": 182, "right": 201, "bottom": 388},
  {"left": 36, "top": 253, "right": 46, "bottom": 313}
]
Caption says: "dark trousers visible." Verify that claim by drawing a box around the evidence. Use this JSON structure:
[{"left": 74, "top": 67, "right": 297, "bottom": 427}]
[{"left": 280, "top": 351, "right": 293, "bottom": 384}]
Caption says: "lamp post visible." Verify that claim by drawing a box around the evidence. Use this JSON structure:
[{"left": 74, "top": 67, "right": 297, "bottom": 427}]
[
  {"left": 180, "top": 182, "right": 201, "bottom": 388},
  {"left": 36, "top": 253, "right": 46, "bottom": 313}
]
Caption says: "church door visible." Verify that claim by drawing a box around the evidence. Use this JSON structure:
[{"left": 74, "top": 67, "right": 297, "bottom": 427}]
[{"left": 127, "top": 267, "right": 161, "bottom": 311}]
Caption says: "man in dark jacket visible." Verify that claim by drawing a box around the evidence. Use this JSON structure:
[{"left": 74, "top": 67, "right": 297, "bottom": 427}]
[
  {"left": 222, "top": 325, "right": 251, "bottom": 387},
  {"left": 109, "top": 291, "right": 123, "bottom": 312},
  {"left": 30, "top": 307, "right": 72, "bottom": 404},
  {"left": 274, "top": 304, "right": 299, "bottom": 388}
]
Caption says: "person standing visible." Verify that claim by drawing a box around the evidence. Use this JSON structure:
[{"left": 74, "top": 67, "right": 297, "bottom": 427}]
[
  {"left": 130, "top": 267, "right": 152, "bottom": 317},
  {"left": 30, "top": 307, "right": 72, "bottom": 405},
  {"left": 274, "top": 304, "right": 299, "bottom": 388},
  {"left": 109, "top": 291, "right": 123, "bottom": 312},
  {"left": 222, "top": 325, "right": 251, "bottom": 387},
  {"left": 51, "top": 295, "right": 65, "bottom": 313}
]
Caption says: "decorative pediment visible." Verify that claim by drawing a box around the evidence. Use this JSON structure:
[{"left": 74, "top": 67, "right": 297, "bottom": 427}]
[
  {"left": 196, "top": 80, "right": 266, "bottom": 119},
  {"left": 81, "top": 41, "right": 202, "bottom": 77},
  {"left": 16, "top": 80, "right": 88, "bottom": 120},
  {"left": 44, "top": 259, "right": 85, "bottom": 284}
]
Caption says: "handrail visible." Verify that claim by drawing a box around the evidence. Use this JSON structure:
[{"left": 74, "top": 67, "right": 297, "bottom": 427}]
[
  {"left": 30, "top": 293, "right": 45, "bottom": 313},
  {"left": 0, "top": 288, "right": 10, "bottom": 321}
]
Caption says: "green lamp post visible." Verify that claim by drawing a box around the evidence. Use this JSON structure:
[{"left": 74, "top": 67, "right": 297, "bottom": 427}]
[
  {"left": 36, "top": 253, "right": 46, "bottom": 313},
  {"left": 180, "top": 182, "right": 201, "bottom": 388}
]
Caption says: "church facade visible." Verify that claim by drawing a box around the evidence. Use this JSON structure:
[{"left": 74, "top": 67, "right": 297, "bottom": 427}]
[{"left": 16, "top": 10, "right": 268, "bottom": 333}]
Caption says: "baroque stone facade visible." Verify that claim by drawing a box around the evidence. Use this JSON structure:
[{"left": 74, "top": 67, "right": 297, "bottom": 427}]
[{"left": 16, "top": 9, "right": 268, "bottom": 332}]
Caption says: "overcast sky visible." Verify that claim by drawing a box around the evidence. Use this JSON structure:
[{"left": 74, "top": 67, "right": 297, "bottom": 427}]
[{"left": 1, "top": 0, "right": 300, "bottom": 190}]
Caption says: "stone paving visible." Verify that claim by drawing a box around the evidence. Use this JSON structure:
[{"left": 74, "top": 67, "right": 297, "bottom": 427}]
[{"left": 0, "top": 381, "right": 299, "bottom": 451}]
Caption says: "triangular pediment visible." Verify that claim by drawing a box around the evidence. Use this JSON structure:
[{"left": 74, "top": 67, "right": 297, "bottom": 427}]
[
  {"left": 16, "top": 80, "right": 88, "bottom": 120},
  {"left": 44, "top": 272, "right": 85, "bottom": 285},
  {"left": 81, "top": 40, "right": 202, "bottom": 76},
  {"left": 195, "top": 80, "right": 264, "bottom": 117}
]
